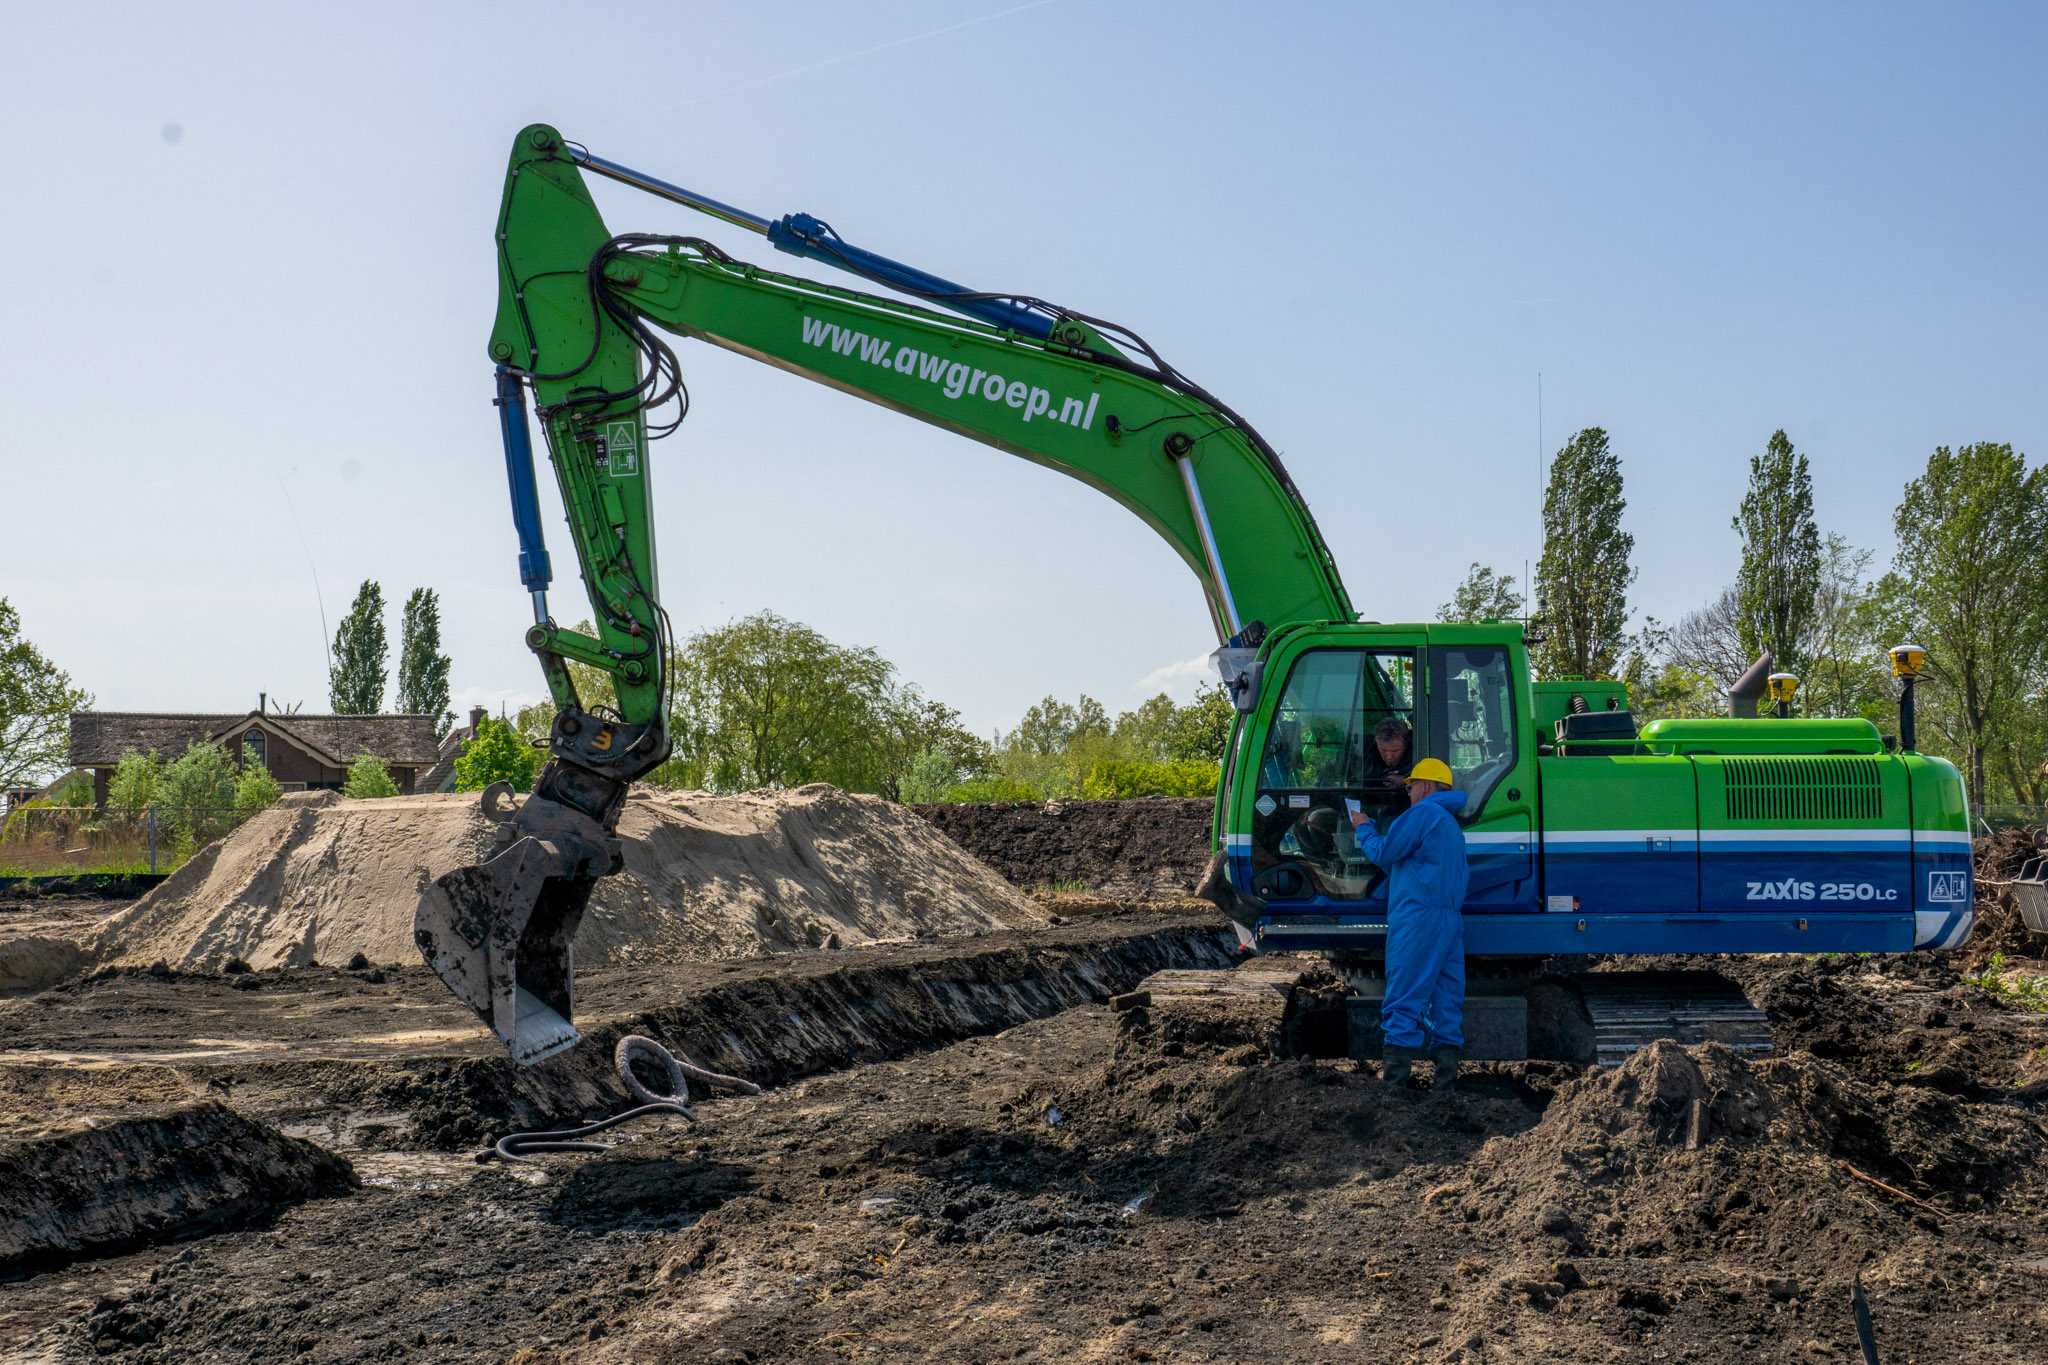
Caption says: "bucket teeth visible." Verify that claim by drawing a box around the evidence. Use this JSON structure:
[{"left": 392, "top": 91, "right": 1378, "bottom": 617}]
[{"left": 416, "top": 791, "right": 619, "bottom": 1066}]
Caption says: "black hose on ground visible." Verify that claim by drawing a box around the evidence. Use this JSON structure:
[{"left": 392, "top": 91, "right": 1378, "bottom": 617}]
[{"left": 492, "top": 1034, "right": 764, "bottom": 1163}]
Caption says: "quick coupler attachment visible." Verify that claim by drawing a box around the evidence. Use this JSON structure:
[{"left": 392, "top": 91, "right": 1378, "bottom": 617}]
[{"left": 417, "top": 782, "right": 622, "bottom": 1066}]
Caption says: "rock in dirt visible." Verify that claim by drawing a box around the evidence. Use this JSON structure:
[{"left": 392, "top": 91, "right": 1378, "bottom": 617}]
[
  {"left": 0, "top": 1102, "right": 356, "bottom": 1276},
  {"left": 88, "top": 784, "right": 1043, "bottom": 974}
]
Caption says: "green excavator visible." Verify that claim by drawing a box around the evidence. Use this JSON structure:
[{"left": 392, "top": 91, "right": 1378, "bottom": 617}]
[{"left": 417, "top": 125, "right": 1973, "bottom": 1067}]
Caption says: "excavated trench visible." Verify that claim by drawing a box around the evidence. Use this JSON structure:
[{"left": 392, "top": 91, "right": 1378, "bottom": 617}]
[{"left": 0, "top": 913, "right": 1234, "bottom": 1292}]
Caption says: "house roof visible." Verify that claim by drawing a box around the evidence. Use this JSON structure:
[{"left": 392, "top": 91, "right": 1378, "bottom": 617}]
[
  {"left": 414, "top": 720, "right": 481, "bottom": 795},
  {"left": 70, "top": 712, "right": 441, "bottom": 768}
]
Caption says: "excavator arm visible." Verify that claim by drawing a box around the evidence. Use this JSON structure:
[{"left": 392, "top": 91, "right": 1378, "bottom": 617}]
[{"left": 420, "top": 124, "right": 1354, "bottom": 1063}]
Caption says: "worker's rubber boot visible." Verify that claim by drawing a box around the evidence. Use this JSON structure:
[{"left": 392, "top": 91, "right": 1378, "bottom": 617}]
[
  {"left": 1382, "top": 1045, "right": 1427, "bottom": 1089},
  {"left": 1430, "top": 1045, "right": 1462, "bottom": 1093}
]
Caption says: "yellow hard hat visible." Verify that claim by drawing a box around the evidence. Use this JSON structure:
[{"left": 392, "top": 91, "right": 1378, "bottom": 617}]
[{"left": 1408, "top": 758, "right": 1455, "bottom": 787}]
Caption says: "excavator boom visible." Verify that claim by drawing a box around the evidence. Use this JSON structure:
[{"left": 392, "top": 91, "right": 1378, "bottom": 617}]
[{"left": 420, "top": 124, "right": 1353, "bottom": 1063}]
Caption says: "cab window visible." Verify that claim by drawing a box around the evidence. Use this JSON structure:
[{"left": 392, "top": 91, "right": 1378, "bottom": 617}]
[
  {"left": 1432, "top": 644, "right": 1516, "bottom": 812},
  {"left": 1249, "top": 648, "right": 1416, "bottom": 901}
]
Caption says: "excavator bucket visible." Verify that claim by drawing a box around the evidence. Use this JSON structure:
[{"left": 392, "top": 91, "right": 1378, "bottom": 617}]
[{"left": 415, "top": 783, "right": 621, "bottom": 1065}]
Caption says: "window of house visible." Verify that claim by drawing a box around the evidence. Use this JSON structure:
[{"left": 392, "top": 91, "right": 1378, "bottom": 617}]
[
  {"left": 1249, "top": 648, "right": 1417, "bottom": 901},
  {"left": 244, "top": 729, "right": 266, "bottom": 769}
]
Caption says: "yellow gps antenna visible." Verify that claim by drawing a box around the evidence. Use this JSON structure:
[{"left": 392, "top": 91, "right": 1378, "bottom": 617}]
[{"left": 1765, "top": 673, "right": 1799, "bottom": 719}]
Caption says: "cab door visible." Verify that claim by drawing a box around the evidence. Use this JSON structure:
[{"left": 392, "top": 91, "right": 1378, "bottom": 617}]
[
  {"left": 1428, "top": 641, "right": 1536, "bottom": 911},
  {"left": 1241, "top": 635, "right": 1425, "bottom": 905}
]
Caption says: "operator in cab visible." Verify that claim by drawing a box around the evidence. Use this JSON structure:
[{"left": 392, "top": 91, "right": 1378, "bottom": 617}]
[
  {"left": 1349, "top": 757, "right": 1469, "bottom": 1092},
  {"left": 1360, "top": 718, "right": 1415, "bottom": 793}
]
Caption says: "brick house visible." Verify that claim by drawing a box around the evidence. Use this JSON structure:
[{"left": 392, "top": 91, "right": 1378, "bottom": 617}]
[{"left": 69, "top": 710, "right": 442, "bottom": 804}]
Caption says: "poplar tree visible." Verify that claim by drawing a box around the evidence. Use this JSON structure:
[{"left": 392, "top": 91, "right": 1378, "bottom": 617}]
[
  {"left": 329, "top": 581, "right": 387, "bottom": 715},
  {"left": 1732, "top": 430, "right": 1822, "bottom": 672},
  {"left": 396, "top": 588, "right": 454, "bottom": 737},
  {"left": 1885, "top": 442, "right": 2048, "bottom": 805},
  {"left": 1534, "top": 428, "right": 1635, "bottom": 680}
]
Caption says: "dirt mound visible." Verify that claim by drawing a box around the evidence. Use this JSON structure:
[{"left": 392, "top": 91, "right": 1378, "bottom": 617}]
[
  {"left": 915, "top": 798, "right": 1213, "bottom": 898},
  {"left": 1968, "top": 824, "right": 2047, "bottom": 967},
  {"left": 1468, "top": 1040, "right": 2048, "bottom": 1274},
  {"left": 89, "top": 785, "right": 1042, "bottom": 974}
]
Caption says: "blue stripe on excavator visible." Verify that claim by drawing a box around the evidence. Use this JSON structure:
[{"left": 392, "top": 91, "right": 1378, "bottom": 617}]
[
  {"left": 766, "top": 214, "right": 1056, "bottom": 340},
  {"left": 494, "top": 366, "right": 553, "bottom": 592}
]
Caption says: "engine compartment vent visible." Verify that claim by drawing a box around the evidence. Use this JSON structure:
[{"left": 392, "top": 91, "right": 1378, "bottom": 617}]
[{"left": 1722, "top": 757, "right": 1883, "bottom": 821}]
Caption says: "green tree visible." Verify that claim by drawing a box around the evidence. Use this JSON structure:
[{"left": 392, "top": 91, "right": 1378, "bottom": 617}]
[
  {"left": 898, "top": 748, "right": 963, "bottom": 804},
  {"left": 1113, "top": 694, "right": 1180, "bottom": 759},
  {"left": 107, "top": 749, "right": 162, "bottom": 811},
  {"left": 1799, "top": 535, "right": 1889, "bottom": 721},
  {"left": 343, "top": 752, "right": 400, "bottom": 799},
  {"left": 235, "top": 758, "right": 281, "bottom": 810},
  {"left": 155, "top": 742, "right": 240, "bottom": 846},
  {"left": 1732, "top": 430, "right": 1823, "bottom": 671},
  {"left": 1008, "top": 695, "right": 1111, "bottom": 758},
  {"left": 0, "top": 599, "right": 92, "bottom": 790},
  {"left": 1989, "top": 685, "right": 2048, "bottom": 806},
  {"left": 330, "top": 581, "right": 388, "bottom": 715},
  {"left": 876, "top": 688, "right": 991, "bottom": 800},
  {"left": 1884, "top": 442, "right": 2048, "bottom": 805},
  {"left": 1436, "top": 563, "right": 1526, "bottom": 624},
  {"left": 396, "top": 588, "right": 453, "bottom": 738},
  {"left": 1162, "top": 683, "right": 1235, "bottom": 765},
  {"left": 667, "top": 612, "right": 898, "bottom": 793},
  {"left": 1534, "top": 428, "right": 1636, "bottom": 680},
  {"left": 455, "top": 717, "right": 541, "bottom": 793}
]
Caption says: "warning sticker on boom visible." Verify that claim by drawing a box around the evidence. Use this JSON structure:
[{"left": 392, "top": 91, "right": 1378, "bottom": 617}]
[{"left": 603, "top": 421, "right": 639, "bottom": 477}]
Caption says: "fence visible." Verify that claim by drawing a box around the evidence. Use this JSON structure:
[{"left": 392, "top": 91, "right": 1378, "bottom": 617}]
[
  {"left": 0, "top": 805, "right": 262, "bottom": 875},
  {"left": 1977, "top": 805, "right": 2048, "bottom": 835}
]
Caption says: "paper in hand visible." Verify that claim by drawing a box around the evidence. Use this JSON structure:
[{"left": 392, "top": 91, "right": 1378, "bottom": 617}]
[{"left": 1343, "top": 798, "right": 1362, "bottom": 817}]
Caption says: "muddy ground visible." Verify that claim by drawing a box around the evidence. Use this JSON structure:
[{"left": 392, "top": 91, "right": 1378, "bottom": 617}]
[
  {"left": 8, "top": 829, "right": 2048, "bottom": 1362},
  {"left": 7, "top": 938, "right": 2048, "bottom": 1362}
]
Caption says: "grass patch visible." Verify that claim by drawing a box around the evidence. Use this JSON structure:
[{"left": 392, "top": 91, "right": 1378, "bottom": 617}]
[{"left": 1966, "top": 953, "right": 2048, "bottom": 1011}]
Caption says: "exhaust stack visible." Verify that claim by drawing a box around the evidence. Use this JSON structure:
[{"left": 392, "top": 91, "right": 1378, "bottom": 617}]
[{"left": 1727, "top": 652, "right": 1775, "bottom": 718}]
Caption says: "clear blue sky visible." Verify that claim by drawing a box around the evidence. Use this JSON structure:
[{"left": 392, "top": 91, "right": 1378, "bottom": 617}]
[{"left": 4, "top": 3, "right": 2043, "bottom": 737}]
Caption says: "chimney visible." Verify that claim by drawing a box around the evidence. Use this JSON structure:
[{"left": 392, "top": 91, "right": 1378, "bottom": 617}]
[
  {"left": 469, "top": 706, "right": 487, "bottom": 736},
  {"left": 259, "top": 692, "right": 266, "bottom": 715}
]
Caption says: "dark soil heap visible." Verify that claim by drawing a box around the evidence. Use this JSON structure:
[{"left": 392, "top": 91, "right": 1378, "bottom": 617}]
[
  {"left": 1968, "top": 824, "right": 2047, "bottom": 968},
  {"left": 916, "top": 798, "right": 1214, "bottom": 900}
]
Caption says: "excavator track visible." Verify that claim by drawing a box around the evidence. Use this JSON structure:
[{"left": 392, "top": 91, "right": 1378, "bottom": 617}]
[{"left": 1577, "top": 972, "right": 1774, "bottom": 1066}]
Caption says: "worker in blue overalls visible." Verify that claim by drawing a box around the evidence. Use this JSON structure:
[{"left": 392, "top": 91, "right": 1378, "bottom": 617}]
[{"left": 1349, "top": 757, "right": 1470, "bottom": 1092}]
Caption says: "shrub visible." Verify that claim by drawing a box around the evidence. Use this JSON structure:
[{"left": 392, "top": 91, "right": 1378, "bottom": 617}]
[
  {"left": 454, "top": 718, "right": 539, "bottom": 793},
  {"left": 1078, "top": 759, "right": 1219, "bottom": 799},
  {"left": 236, "top": 761, "right": 281, "bottom": 810},
  {"left": 897, "top": 748, "right": 961, "bottom": 804},
  {"left": 942, "top": 775, "right": 1041, "bottom": 803},
  {"left": 154, "top": 742, "right": 240, "bottom": 844},
  {"left": 106, "top": 749, "right": 162, "bottom": 811},
  {"left": 343, "top": 753, "right": 400, "bottom": 799},
  {"left": 48, "top": 772, "right": 94, "bottom": 807}
]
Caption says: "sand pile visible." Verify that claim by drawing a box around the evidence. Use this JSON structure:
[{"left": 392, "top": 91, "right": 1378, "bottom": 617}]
[{"left": 90, "top": 785, "right": 1043, "bottom": 973}]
